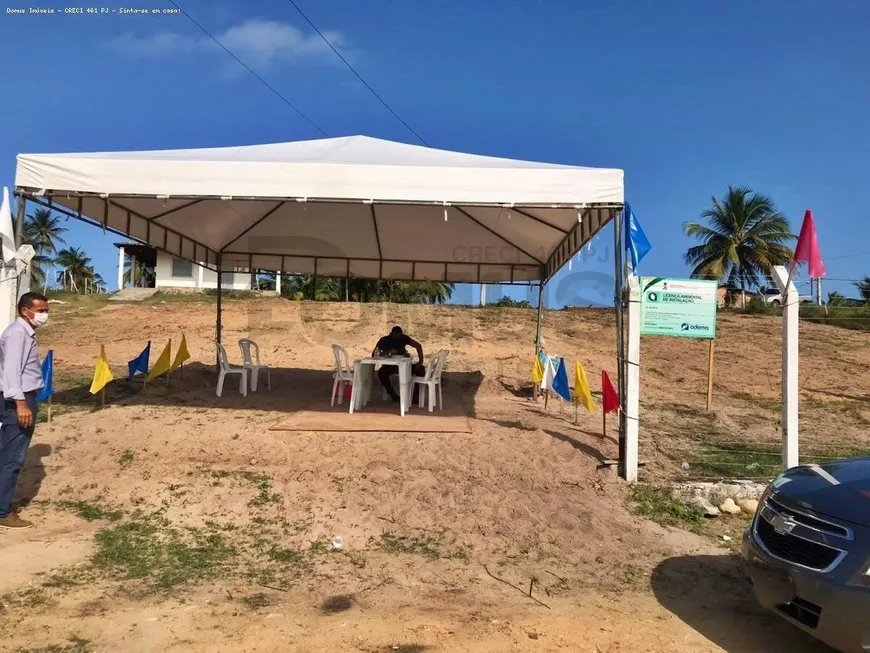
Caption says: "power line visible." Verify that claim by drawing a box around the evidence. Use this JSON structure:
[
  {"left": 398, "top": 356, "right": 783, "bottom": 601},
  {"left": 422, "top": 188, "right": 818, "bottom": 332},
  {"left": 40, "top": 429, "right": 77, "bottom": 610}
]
[
  {"left": 827, "top": 250, "right": 870, "bottom": 261},
  {"left": 284, "top": 0, "right": 430, "bottom": 147},
  {"left": 167, "top": 0, "right": 328, "bottom": 137}
]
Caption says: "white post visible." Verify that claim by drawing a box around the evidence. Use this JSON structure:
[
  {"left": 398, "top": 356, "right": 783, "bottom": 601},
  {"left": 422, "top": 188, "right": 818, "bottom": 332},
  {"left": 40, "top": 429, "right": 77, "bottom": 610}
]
[
  {"left": 0, "top": 246, "right": 35, "bottom": 334},
  {"left": 197, "top": 261, "right": 204, "bottom": 291},
  {"left": 479, "top": 284, "right": 486, "bottom": 306},
  {"left": 624, "top": 275, "right": 641, "bottom": 483},
  {"left": 275, "top": 271, "right": 282, "bottom": 295},
  {"left": 772, "top": 265, "right": 799, "bottom": 469},
  {"left": 0, "top": 263, "right": 17, "bottom": 332},
  {"left": 117, "top": 246, "right": 125, "bottom": 290}
]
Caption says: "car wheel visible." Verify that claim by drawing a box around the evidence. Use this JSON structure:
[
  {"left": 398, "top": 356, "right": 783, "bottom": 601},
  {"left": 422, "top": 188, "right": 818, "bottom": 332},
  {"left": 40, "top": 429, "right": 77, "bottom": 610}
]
[{"left": 771, "top": 300, "right": 781, "bottom": 307}]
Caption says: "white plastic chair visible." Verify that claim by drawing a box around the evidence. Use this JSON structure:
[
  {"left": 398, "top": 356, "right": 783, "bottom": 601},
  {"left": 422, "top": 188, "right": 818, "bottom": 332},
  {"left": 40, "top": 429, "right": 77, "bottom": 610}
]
[
  {"left": 216, "top": 341, "right": 248, "bottom": 397},
  {"left": 239, "top": 339, "right": 271, "bottom": 392},
  {"left": 331, "top": 344, "right": 354, "bottom": 407},
  {"left": 413, "top": 350, "right": 448, "bottom": 412}
]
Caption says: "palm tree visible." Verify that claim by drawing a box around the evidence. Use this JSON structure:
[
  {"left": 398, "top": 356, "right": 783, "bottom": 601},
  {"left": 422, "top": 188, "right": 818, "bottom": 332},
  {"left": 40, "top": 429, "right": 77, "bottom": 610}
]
[
  {"left": 28, "top": 252, "right": 52, "bottom": 290},
  {"left": 24, "top": 208, "right": 67, "bottom": 254},
  {"left": 684, "top": 187, "right": 795, "bottom": 303},
  {"left": 55, "top": 247, "right": 95, "bottom": 293},
  {"left": 22, "top": 208, "right": 67, "bottom": 289},
  {"left": 88, "top": 272, "right": 106, "bottom": 293}
]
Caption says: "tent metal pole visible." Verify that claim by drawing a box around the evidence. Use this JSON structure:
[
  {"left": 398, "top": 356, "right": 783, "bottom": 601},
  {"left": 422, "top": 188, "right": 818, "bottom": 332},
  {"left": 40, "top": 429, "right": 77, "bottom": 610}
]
[
  {"left": 216, "top": 253, "right": 223, "bottom": 368},
  {"left": 14, "top": 194, "right": 27, "bottom": 302},
  {"left": 534, "top": 281, "right": 544, "bottom": 402},
  {"left": 14, "top": 192, "right": 25, "bottom": 248},
  {"left": 613, "top": 208, "right": 627, "bottom": 477}
]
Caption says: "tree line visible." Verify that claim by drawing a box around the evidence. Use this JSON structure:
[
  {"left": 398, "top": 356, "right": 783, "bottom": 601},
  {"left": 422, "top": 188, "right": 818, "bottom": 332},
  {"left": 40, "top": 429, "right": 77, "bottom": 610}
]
[{"left": 263, "top": 274, "right": 456, "bottom": 304}]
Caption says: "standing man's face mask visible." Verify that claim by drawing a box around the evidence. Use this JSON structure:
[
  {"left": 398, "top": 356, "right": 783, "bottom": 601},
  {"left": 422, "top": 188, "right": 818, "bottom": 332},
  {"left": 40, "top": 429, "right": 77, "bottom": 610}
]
[{"left": 25, "top": 309, "right": 48, "bottom": 328}]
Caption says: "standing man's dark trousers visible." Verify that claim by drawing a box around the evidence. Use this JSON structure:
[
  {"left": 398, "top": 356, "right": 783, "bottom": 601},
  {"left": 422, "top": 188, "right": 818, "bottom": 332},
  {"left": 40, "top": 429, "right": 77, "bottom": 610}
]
[
  {"left": 378, "top": 364, "right": 425, "bottom": 403},
  {"left": 0, "top": 393, "right": 37, "bottom": 518}
]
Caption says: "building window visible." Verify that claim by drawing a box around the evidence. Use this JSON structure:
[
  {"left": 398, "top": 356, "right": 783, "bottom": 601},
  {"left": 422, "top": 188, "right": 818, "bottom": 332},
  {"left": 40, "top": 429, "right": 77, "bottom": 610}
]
[
  {"left": 171, "top": 258, "right": 194, "bottom": 278},
  {"left": 219, "top": 270, "right": 235, "bottom": 287}
]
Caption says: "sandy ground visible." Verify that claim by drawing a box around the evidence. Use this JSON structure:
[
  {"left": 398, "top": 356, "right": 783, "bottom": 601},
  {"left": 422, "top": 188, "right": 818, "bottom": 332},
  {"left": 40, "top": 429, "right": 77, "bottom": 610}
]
[{"left": 1, "top": 296, "right": 863, "bottom": 651}]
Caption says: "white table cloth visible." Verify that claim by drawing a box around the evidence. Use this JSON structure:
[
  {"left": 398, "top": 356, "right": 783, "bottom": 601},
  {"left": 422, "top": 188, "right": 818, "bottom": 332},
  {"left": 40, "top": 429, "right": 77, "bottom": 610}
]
[{"left": 349, "top": 356, "right": 413, "bottom": 417}]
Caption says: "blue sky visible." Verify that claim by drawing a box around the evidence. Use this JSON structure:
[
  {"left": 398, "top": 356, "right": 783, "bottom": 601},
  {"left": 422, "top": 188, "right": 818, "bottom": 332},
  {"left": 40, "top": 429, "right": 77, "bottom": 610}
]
[{"left": 2, "top": 0, "right": 868, "bottom": 306}]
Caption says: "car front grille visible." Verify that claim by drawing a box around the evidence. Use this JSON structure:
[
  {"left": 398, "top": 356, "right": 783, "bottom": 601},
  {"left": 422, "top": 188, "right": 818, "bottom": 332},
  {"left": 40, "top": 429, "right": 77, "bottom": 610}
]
[
  {"left": 756, "top": 516, "right": 842, "bottom": 571},
  {"left": 768, "top": 497, "right": 852, "bottom": 539}
]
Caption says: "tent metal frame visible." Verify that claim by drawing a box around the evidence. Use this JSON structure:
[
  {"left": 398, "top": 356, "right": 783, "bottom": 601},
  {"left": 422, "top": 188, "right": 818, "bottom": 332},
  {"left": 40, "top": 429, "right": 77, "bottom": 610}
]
[{"left": 16, "top": 188, "right": 621, "bottom": 284}]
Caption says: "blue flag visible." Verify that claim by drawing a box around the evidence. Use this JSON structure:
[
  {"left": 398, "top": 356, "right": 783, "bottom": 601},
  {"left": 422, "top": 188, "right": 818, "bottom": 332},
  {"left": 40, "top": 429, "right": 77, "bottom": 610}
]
[
  {"left": 36, "top": 350, "right": 53, "bottom": 402},
  {"left": 552, "top": 357, "right": 571, "bottom": 402},
  {"left": 624, "top": 203, "right": 651, "bottom": 271},
  {"left": 128, "top": 341, "right": 151, "bottom": 381}
]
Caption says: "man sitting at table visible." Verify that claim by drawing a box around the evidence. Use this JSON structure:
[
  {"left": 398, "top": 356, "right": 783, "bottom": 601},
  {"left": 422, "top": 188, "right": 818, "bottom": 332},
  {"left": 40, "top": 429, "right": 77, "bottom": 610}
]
[{"left": 373, "top": 326, "right": 425, "bottom": 402}]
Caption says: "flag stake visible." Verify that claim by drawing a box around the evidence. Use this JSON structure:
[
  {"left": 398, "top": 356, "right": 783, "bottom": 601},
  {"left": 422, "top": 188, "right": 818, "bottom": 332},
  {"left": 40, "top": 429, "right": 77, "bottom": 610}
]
[
  {"left": 706, "top": 339, "right": 716, "bottom": 411},
  {"left": 544, "top": 389, "right": 549, "bottom": 410},
  {"left": 602, "top": 408, "right": 606, "bottom": 439},
  {"left": 100, "top": 386, "right": 106, "bottom": 410},
  {"left": 47, "top": 395, "right": 52, "bottom": 423}
]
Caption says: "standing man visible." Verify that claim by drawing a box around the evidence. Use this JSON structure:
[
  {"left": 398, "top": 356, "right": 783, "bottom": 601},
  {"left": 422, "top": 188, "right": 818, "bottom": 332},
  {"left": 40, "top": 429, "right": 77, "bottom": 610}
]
[{"left": 0, "top": 292, "right": 48, "bottom": 529}]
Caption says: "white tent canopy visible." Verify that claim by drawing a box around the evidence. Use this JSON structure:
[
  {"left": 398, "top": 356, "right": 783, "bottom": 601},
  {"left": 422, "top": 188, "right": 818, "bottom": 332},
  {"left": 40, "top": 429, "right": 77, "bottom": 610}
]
[{"left": 15, "top": 135, "right": 624, "bottom": 283}]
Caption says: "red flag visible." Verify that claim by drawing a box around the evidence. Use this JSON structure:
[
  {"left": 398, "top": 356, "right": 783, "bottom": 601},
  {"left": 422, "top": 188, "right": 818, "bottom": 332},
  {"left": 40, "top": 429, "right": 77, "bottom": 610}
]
[
  {"left": 602, "top": 370, "right": 619, "bottom": 414},
  {"left": 794, "top": 209, "right": 825, "bottom": 278}
]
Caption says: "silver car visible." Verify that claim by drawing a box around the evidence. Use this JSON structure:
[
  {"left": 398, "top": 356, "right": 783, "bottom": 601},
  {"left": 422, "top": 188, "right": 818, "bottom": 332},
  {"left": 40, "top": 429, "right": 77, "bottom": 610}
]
[{"left": 743, "top": 457, "right": 870, "bottom": 652}]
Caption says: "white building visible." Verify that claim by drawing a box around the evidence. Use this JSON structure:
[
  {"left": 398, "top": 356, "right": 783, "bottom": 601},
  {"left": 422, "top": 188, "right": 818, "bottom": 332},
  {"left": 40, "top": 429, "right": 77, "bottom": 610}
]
[{"left": 114, "top": 243, "right": 281, "bottom": 293}]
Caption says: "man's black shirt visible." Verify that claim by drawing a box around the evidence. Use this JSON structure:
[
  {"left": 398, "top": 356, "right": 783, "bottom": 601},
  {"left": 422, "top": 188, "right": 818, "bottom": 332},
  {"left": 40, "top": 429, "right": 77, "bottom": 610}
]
[{"left": 376, "top": 333, "right": 411, "bottom": 356}]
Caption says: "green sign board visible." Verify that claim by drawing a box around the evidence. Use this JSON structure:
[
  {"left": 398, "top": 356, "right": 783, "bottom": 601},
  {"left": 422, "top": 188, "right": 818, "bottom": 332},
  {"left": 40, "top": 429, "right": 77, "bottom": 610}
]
[{"left": 639, "top": 277, "right": 718, "bottom": 339}]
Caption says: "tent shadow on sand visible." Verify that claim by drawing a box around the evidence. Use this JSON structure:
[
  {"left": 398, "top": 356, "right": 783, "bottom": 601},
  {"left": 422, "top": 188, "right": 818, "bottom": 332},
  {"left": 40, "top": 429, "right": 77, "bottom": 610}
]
[
  {"left": 651, "top": 554, "right": 835, "bottom": 653},
  {"left": 41, "top": 364, "right": 484, "bottom": 427}
]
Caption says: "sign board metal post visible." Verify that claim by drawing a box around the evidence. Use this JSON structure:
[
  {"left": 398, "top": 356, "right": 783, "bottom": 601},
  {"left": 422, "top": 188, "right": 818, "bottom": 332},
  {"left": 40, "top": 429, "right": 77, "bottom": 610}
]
[{"left": 624, "top": 275, "right": 641, "bottom": 482}]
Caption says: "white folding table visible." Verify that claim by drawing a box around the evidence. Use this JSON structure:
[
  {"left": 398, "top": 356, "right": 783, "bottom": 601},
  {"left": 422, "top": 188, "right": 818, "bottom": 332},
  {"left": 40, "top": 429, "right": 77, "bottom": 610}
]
[{"left": 349, "top": 356, "right": 413, "bottom": 417}]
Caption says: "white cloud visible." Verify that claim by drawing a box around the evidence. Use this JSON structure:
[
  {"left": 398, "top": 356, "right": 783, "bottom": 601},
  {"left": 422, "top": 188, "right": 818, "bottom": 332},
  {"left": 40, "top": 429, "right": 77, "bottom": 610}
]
[
  {"left": 109, "top": 18, "right": 346, "bottom": 67},
  {"left": 109, "top": 31, "right": 200, "bottom": 56}
]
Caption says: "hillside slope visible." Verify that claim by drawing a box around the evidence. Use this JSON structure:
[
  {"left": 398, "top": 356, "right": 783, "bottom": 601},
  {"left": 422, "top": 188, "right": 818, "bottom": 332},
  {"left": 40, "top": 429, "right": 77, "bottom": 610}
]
[{"left": 0, "top": 296, "right": 859, "bottom": 651}]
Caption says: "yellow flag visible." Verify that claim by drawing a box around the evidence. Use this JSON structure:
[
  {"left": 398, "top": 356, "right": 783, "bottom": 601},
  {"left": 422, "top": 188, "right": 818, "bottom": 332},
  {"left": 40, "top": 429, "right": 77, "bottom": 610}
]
[
  {"left": 170, "top": 334, "right": 190, "bottom": 372},
  {"left": 89, "top": 345, "right": 114, "bottom": 394},
  {"left": 147, "top": 339, "right": 172, "bottom": 381},
  {"left": 574, "top": 361, "right": 595, "bottom": 413},
  {"left": 532, "top": 354, "right": 544, "bottom": 384}
]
